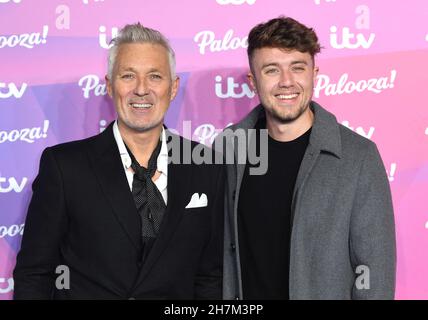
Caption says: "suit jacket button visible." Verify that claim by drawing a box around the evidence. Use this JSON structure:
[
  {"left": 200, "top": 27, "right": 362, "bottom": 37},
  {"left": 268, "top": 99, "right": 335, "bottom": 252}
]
[
  {"left": 232, "top": 190, "right": 236, "bottom": 200},
  {"left": 230, "top": 243, "right": 236, "bottom": 252}
]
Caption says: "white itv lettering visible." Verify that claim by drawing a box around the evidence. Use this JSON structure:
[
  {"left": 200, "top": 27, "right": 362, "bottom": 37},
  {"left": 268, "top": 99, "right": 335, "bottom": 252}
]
[
  {"left": 215, "top": 75, "right": 255, "bottom": 99},
  {"left": 0, "top": 82, "right": 27, "bottom": 99},
  {"left": 99, "top": 25, "right": 118, "bottom": 49},
  {"left": 0, "top": 175, "right": 28, "bottom": 193},
  {"left": 329, "top": 26, "right": 375, "bottom": 49},
  {"left": 341, "top": 121, "right": 375, "bottom": 140}
]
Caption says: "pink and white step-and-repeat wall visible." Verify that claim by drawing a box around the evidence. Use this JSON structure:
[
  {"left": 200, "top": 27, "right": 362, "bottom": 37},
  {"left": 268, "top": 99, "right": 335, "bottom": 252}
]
[{"left": 1, "top": 0, "right": 427, "bottom": 299}]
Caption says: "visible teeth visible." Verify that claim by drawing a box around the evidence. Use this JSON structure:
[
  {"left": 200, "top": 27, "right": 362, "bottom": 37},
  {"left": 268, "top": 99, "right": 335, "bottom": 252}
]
[
  {"left": 277, "top": 94, "right": 298, "bottom": 99},
  {"left": 131, "top": 103, "right": 152, "bottom": 108}
]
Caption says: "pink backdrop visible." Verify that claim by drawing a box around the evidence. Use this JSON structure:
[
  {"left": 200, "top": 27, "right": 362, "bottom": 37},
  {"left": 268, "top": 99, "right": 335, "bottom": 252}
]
[{"left": 0, "top": 0, "right": 427, "bottom": 299}]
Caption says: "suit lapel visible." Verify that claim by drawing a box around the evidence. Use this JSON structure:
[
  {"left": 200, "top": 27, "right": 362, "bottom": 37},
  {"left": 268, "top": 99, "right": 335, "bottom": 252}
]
[{"left": 86, "top": 123, "right": 141, "bottom": 251}]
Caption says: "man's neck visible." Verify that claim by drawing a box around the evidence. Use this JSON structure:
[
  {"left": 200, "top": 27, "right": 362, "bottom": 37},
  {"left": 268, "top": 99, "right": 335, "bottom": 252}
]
[
  {"left": 118, "top": 122, "right": 162, "bottom": 168},
  {"left": 266, "top": 107, "right": 314, "bottom": 142}
]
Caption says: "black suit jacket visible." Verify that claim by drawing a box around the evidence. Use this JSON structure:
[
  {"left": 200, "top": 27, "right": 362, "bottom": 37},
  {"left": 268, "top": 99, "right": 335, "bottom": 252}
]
[{"left": 13, "top": 123, "right": 224, "bottom": 299}]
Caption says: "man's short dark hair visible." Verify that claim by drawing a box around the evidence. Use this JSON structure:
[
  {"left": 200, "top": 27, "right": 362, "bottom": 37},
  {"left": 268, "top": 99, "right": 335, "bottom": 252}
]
[{"left": 247, "top": 16, "right": 321, "bottom": 67}]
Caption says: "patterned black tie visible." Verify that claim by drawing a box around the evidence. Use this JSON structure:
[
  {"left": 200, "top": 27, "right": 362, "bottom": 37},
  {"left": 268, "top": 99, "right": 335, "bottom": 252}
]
[{"left": 126, "top": 139, "right": 166, "bottom": 260}]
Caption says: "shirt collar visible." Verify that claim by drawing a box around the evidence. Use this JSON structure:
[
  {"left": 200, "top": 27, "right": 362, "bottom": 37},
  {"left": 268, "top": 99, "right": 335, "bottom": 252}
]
[{"left": 113, "top": 120, "right": 168, "bottom": 176}]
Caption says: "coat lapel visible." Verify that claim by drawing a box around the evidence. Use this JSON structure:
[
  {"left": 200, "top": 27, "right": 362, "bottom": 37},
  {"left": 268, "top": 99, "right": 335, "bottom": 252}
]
[
  {"left": 232, "top": 104, "right": 264, "bottom": 218},
  {"left": 86, "top": 123, "right": 141, "bottom": 251},
  {"left": 291, "top": 101, "right": 342, "bottom": 226}
]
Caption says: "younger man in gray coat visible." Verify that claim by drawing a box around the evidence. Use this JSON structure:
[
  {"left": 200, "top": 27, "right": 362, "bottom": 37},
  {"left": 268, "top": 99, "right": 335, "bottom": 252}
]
[{"left": 217, "top": 16, "right": 396, "bottom": 300}]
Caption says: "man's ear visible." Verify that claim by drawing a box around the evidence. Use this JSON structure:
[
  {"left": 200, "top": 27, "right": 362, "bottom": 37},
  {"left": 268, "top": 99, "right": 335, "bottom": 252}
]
[
  {"left": 313, "top": 66, "right": 319, "bottom": 78},
  {"left": 170, "top": 76, "right": 180, "bottom": 101},
  {"left": 247, "top": 72, "right": 257, "bottom": 93},
  {"left": 105, "top": 75, "right": 113, "bottom": 98}
]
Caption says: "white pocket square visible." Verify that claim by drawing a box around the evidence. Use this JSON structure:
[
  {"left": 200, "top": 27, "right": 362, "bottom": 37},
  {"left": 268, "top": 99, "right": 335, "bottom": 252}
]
[{"left": 185, "top": 193, "right": 208, "bottom": 209}]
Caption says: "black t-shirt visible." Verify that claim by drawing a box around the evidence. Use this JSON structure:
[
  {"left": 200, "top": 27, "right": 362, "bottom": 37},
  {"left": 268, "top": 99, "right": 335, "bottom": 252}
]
[{"left": 238, "top": 118, "right": 311, "bottom": 300}]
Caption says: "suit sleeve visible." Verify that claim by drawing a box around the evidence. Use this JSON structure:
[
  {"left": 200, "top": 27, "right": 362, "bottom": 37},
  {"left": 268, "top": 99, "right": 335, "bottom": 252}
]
[
  {"left": 194, "top": 164, "right": 225, "bottom": 299},
  {"left": 349, "top": 142, "right": 396, "bottom": 299},
  {"left": 13, "top": 147, "right": 68, "bottom": 299}
]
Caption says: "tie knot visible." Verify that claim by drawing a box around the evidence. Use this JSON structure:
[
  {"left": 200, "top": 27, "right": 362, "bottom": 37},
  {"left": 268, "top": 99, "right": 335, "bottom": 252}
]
[
  {"left": 126, "top": 139, "right": 162, "bottom": 181},
  {"left": 132, "top": 162, "right": 154, "bottom": 180}
]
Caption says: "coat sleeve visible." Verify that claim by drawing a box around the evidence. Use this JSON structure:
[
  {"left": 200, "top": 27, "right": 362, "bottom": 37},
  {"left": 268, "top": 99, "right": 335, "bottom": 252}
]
[
  {"left": 349, "top": 142, "right": 396, "bottom": 299},
  {"left": 194, "top": 164, "right": 225, "bottom": 299},
  {"left": 13, "top": 147, "right": 68, "bottom": 299}
]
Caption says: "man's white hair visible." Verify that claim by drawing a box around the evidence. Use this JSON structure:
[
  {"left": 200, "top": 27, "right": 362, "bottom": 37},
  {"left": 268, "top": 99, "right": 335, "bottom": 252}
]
[{"left": 107, "top": 22, "right": 176, "bottom": 80}]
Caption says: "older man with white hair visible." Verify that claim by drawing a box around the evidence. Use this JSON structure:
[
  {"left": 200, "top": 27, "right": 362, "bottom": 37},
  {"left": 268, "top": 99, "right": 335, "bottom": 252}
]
[{"left": 14, "top": 23, "right": 224, "bottom": 300}]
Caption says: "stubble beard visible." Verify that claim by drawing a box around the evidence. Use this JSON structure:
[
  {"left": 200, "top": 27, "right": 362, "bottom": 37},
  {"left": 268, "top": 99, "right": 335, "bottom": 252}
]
[
  {"left": 268, "top": 102, "right": 308, "bottom": 124},
  {"left": 120, "top": 115, "right": 164, "bottom": 134}
]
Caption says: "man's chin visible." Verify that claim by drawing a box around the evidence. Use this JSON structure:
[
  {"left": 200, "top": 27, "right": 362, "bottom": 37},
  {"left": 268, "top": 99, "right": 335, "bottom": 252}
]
[
  {"left": 270, "top": 110, "right": 301, "bottom": 124},
  {"left": 269, "top": 104, "right": 309, "bottom": 124},
  {"left": 122, "top": 120, "right": 163, "bottom": 133}
]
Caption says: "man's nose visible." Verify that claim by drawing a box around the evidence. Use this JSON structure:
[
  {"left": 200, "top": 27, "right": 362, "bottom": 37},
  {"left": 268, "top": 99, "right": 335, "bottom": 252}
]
[
  {"left": 133, "top": 77, "right": 148, "bottom": 96},
  {"left": 278, "top": 70, "right": 294, "bottom": 88}
]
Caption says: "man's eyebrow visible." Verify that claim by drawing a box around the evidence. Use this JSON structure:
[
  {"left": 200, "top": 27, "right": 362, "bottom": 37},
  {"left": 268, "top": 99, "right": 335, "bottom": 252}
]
[
  {"left": 117, "top": 67, "right": 164, "bottom": 74},
  {"left": 118, "top": 67, "right": 137, "bottom": 73},
  {"left": 261, "top": 61, "right": 309, "bottom": 69},
  {"left": 261, "top": 62, "right": 280, "bottom": 69},
  {"left": 146, "top": 67, "right": 162, "bottom": 73},
  {"left": 290, "top": 60, "right": 309, "bottom": 65}
]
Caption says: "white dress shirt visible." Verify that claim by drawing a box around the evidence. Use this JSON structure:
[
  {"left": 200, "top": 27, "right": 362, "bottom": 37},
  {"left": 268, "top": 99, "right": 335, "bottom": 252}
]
[{"left": 113, "top": 121, "right": 168, "bottom": 205}]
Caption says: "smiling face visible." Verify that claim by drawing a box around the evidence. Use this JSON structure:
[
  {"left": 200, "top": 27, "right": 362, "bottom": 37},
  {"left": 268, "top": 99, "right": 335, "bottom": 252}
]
[
  {"left": 106, "top": 42, "right": 179, "bottom": 134},
  {"left": 248, "top": 47, "right": 318, "bottom": 125}
]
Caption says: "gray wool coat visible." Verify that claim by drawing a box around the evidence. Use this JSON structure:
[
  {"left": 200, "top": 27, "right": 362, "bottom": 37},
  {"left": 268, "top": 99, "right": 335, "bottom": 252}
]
[{"left": 216, "top": 101, "right": 396, "bottom": 300}]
